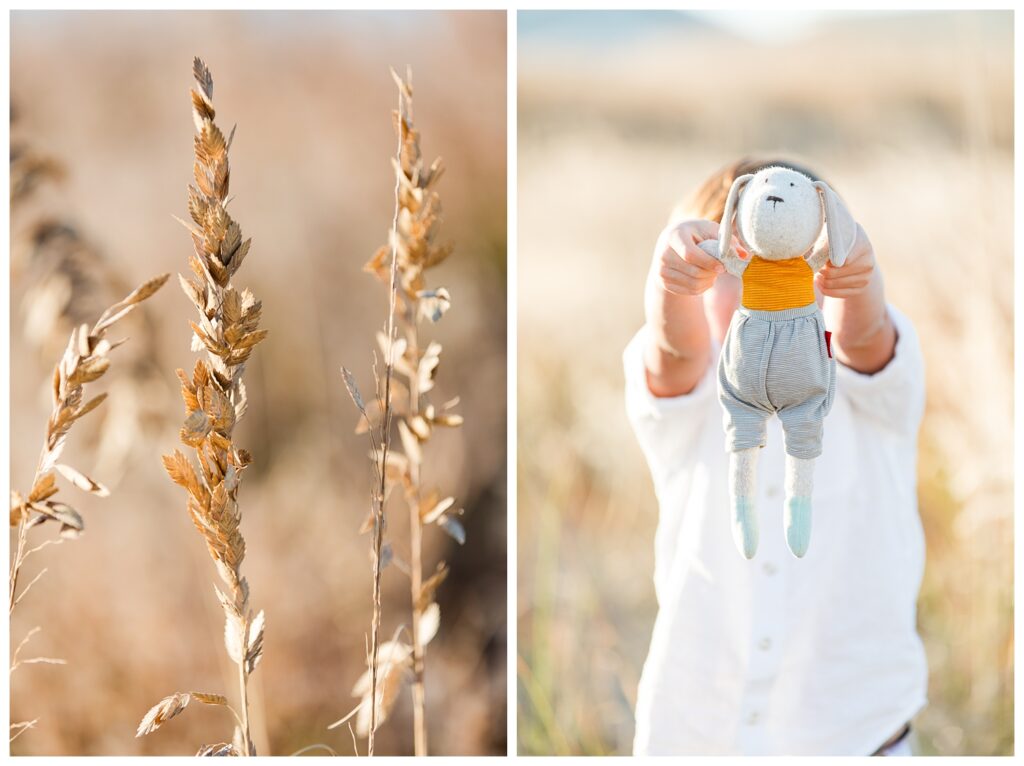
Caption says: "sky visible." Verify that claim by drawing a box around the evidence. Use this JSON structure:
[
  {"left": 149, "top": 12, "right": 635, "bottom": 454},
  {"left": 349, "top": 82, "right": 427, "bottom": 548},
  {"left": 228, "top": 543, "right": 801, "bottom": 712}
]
[
  {"left": 690, "top": 10, "right": 844, "bottom": 42},
  {"left": 518, "top": 9, "right": 895, "bottom": 47}
]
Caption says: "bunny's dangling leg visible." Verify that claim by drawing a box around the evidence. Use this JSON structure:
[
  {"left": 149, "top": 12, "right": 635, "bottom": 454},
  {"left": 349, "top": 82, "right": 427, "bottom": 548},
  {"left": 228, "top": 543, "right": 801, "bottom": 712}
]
[
  {"left": 784, "top": 455, "right": 815, "bottom": 557},
  {"left": 729, "top": 447, "right": 760, "bottom": 559}
]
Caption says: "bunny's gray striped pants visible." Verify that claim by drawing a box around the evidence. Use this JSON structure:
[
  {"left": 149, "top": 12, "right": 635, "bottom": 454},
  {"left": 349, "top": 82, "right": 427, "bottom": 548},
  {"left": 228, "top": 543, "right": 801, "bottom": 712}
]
[{"left": 717, "top": 302, "right": 837, "bottom": 460}]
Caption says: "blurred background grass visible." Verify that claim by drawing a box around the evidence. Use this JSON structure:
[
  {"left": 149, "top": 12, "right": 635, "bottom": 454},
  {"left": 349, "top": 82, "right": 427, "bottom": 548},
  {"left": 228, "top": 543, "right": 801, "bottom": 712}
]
[
  {"left": 10, "top": 10, "right": 506, "bottom": 756},
  {"left": 517, "top": 9, "right": 1012, "bottom": 756}
]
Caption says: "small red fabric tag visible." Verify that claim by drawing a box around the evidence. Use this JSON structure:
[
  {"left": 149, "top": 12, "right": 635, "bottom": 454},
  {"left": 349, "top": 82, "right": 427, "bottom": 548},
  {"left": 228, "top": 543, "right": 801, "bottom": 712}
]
[{"left": 824, "top": 331, "right": 833, "bottom": 358}]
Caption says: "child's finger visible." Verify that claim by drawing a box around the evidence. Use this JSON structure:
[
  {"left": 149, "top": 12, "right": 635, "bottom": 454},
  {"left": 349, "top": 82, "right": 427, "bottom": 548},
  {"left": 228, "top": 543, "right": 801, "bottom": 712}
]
[
  {"left": 816, "top": 274, "right": 871, "bottom": 295},
  {"left": 684, "top": 248, "right": 724, "bottom": 274},
  {"left": 662, "top": 258, "right": 714, "bottom": 284},
  {"left": 686, "top": 219, "right": 721, "bottom": 242},
  {"left": 818, "top": 280, "right": 870, "bottom": 295},
  {"left": 661, "top": 274, "right": 716, "bottom": 296},
  {"left": 821, "top": 259, "right": 873, "bottom": 276},
  {"left": 819, "top": 285, "right": 869, "bottom": 299},
  {"left": 681, "top": 244, "right": 725, "bottom": 273},
  {"left": 659, "top": 254, "right": 718, "bottom": 292},
  {"left": 680, "top": 258, "right": 720, "bottom": 280},
  {"left": 817, "top": 270, "right": 871, "bottom": 289},
  {"left": 663, "top": 235, "right": 722, "bottom": 275}
]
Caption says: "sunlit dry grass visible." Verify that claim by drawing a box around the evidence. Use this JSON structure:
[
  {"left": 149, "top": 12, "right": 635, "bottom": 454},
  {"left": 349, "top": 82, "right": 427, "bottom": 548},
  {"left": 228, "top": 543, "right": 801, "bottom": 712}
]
[
  {"left": 10, "top": 10, "right": 506, "bottom": 756},
  {"left": 135, "top": 58, "right": 267, "bottom": 756},
  {"left": 9, "top": 272, "right": 168, "bottom": 742},
  {"left": 517, "top": 10, "right": 1012, "bottom": 756},
  {"left": 338, "top": 68, "right": 466, "bottom": 756}
]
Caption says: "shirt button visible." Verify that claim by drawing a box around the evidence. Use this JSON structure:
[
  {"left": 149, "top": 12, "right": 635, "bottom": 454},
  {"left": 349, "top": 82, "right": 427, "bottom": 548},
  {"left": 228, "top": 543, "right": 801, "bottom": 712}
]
[
  {"left": 766, "top": 485, "right": 781, "bottom": 499},
  {"left": 762, "top": 561, "right": 778, "bottom": 576},
  {"left": 758, "top": 637, "right": 772, "bottom": 651},
  {"left": 746, "top": 711, "right": 761, "bottom": 725}
]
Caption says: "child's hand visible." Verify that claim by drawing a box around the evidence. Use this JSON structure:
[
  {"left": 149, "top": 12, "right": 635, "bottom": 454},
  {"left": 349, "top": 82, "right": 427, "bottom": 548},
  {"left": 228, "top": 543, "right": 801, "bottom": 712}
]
[
  {"left": 817, "top": 223, "right": 897, "bottom": 375},
  {"left": 644, "top": 219, "right": 731, "bottom": 396},
  {"left": 815, "top": 223, "right": 876, "bottom": 299},
  {"left": 653, "top": 220, "right": 727, "bottom": 297}
]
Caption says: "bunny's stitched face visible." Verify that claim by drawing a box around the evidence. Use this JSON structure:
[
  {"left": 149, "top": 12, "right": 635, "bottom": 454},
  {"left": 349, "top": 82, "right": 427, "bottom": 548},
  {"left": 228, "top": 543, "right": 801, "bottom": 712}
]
[{"left": 736, "top": 167, "right": 822, "bottom": 261}]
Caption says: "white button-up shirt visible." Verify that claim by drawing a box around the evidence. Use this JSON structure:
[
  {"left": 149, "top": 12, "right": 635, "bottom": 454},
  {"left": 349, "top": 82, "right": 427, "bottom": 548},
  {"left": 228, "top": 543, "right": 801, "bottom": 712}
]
[{"left": 624, "top": 306, "right": 928, "bottom": 756}]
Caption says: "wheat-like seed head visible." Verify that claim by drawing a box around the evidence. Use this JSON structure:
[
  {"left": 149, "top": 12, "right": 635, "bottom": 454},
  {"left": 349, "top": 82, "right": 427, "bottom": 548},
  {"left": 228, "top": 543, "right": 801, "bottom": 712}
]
[
  {"left": 365, "top": 74, "right": 452, "bottom": 310},
  {"left": 163, "top": 57, "right": 264, "bottom": 615},
  {"left": 361, "top": 70, "right": 464, "bottom": 531},
  {"left": 9, "top": 102, "right": 170, "bottom": 747},
  {"left": 9, "top": 271, "right": 168, "bottom": 743},
  {"left": 340, "top": 68, "right": 464, "bottom": 756},
  {"left": 368, "top": 70, "right": 465, "bottom": 546},
  {"left": 142, "top": 57, "right": 264, "bottom": 756},
  {"left": 12, "top": 112, "right": 176, "bottom": 490},
  {"left": 10, "top": 273, "right": 169, "bottom": 539}
]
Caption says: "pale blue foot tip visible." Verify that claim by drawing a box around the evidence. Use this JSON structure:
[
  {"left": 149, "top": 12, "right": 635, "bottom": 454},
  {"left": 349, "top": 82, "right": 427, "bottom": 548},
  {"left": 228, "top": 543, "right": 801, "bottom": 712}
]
[
  {"left": 785, "top": 496, "right": 813, "bottom": 558},
  {"left": 731, "top": 496, "right": 759, "bottom": 560}
]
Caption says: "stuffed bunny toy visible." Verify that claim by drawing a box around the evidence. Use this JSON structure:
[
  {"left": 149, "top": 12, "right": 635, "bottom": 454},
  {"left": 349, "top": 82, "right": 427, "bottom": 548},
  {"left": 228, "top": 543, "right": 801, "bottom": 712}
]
[{"left": 698, "top": 166, "right": 857, "bottom": 559}]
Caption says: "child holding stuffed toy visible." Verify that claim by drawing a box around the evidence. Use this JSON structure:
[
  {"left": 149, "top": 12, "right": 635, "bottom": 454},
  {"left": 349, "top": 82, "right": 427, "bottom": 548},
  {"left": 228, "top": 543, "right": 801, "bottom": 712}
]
[{"left": 623, "top": 158, "right": 926, "bottom": 756}]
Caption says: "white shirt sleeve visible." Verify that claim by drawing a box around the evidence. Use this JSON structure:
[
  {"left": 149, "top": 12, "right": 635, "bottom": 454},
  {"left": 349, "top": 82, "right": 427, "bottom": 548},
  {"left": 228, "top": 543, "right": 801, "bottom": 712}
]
[
  {"left": 835, "top": 305, "right": 925, "bottom": 439},
  {"left": 622, "top": 326, "right": 717, "bottom": 489}
]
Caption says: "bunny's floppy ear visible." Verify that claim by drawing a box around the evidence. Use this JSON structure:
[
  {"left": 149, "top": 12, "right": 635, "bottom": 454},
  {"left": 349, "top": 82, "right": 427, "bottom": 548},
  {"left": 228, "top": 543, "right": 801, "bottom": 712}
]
[
  {"left": 718, "top": 173, "right": 753, "bottom": 261},
  {"left": 813, "top": 180, "right": 857, "bottom": 267}
]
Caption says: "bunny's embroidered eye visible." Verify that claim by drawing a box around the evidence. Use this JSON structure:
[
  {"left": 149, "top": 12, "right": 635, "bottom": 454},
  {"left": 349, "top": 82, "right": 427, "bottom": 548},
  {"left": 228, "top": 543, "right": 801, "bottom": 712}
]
[{"left": 790, "top": 182, "right": 795, "bottom": 187}]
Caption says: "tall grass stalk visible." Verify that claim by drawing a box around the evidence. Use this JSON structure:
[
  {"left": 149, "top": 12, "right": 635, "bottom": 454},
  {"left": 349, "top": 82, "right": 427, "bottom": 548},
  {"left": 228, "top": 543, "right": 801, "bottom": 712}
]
[
  {"left": 136, "top": 58, "right": 267, "bottom": 756},
  {"left": 9, "top": 273, "right": 168, "bottom": 739},
  {"left": 338, "top": 66, "right": 464, "bottom": 756}
]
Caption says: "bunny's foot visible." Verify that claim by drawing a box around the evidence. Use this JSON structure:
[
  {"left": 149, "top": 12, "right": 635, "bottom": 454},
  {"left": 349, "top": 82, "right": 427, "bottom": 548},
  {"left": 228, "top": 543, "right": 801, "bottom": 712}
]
[
  {"left": 784, "top": 454, "right": 816, "bottom": 557},
  {"left": 784, "top": 496, "right": 812, "bottom": 557},
  {"left": 731, "top": 496, "right": 759, "bottom": 559},
  {"left": 729, "top": 447, "right": 760, "bottom": 559}
]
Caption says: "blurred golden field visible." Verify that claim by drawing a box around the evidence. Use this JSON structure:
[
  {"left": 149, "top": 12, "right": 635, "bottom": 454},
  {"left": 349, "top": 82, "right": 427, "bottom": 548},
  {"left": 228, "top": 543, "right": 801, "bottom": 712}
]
[
  {"left": 517, "top": 10, "right": 1012, "bottom": 756},
  {"left": 10, "top": 10, "right": 506, "bottom": 756}
]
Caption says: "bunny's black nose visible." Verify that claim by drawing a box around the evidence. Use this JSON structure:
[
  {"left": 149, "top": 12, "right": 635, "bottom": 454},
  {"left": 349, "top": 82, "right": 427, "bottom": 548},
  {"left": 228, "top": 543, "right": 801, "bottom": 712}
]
[{"left": 767, "top": 195, "right": 784, "bottom": 204}]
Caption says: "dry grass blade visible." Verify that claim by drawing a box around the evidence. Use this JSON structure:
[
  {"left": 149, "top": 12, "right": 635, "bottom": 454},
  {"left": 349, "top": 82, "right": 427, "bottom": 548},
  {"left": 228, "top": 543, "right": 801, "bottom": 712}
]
[
  {"left": 10, "top": 720, "right": 39, "bottom": 743},
  {"left": 341, "top": 366, "right": 367, "bottom": 415},
  {"left": 9, "top": 265, "right": 166, "bottom": 736},
  {"left": 345, "top": 65, "right": 463, "bottom": 757},
  {"left": 17, "top": 656, "right": 67, "bottom": 668},
  {"left": 139, "top": 57, "right": 265, "bottom": 757},
  {"left": 197, "top": 743, "right": 240, "bottom": 756},
  {"left": 329, "top": 622, "right": 440, "bottom": 741},
  {"left": 12, "top": 108, "right": 176, "bottom": 491},
  {"left": 136, "top": 693, "right": 192, "bottom": 737},
  {"left": 9, "top": 626, "right": 67, "bottom": 675},
  {"left": 337, "top": 68, "right": 410, "bottom": 757},
  {"left": 9, "top": 271, "right": 170, "bottom": 556},
  {"left": 136, "top": 690, "right": 234, "bottom": 739},
  {"left": 54, "top": 463, "right": 110, "bottom": 497}
]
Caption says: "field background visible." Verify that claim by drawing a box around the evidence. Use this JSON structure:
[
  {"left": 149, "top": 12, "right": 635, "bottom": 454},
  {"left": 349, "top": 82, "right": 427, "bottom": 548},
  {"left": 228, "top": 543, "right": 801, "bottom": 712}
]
[
  {"left": 10, "top": 10, "right": 506, "bottom": 756},
  {"left": 517, "top": 10, "right": 1013, "bottom": 756}
]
